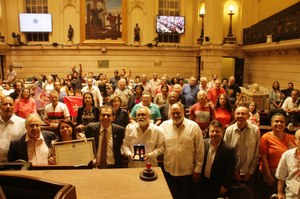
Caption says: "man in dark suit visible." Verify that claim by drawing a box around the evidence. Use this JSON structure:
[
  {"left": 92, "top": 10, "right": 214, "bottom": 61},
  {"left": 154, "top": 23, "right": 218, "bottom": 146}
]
[
  {"left": 86, "top": 105, "right": 125, "bottom": 168},
  {"left": 199, "top": 120, "right": 236, "bottom": 199},
  {"left": 7, "top": 113, "right": 56, "bottom": 166}
]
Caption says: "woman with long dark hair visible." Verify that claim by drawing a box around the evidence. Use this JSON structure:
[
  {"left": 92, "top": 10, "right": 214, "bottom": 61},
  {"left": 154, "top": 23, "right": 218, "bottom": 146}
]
[
  {"left": 110, "top": 94, "right": 130, "bottom": 128},
  {"left": 128, "top": 84, "right": 144, "bottom": 111},
  {"left": 76, "top": 92, "right": 99, "bottom": 132},
  {"left": 269, "top": 81, "right": 284, "bottom": 110},
  {"left": 214, "top": 94, "right": 233, "bottom": 128}
]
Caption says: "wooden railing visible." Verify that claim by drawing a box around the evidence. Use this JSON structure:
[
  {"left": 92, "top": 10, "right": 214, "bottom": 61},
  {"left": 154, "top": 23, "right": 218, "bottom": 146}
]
[{"left": 243, "top": 2, "right": 300, "bottom": 45}]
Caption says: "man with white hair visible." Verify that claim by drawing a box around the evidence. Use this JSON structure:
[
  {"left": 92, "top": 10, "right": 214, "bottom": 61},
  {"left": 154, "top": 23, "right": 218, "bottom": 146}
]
[
  {"left": 7, "top": 113, "right": 56, "bottom": 165},
  {"left": 199, "top": 77, "right": 211, "bottom": 93},
  {"left": 114, "top": 78, "right": 133, "bottom": 109},
  {"left": 122, "top": 106, "right": 164, "bottom": 168}
]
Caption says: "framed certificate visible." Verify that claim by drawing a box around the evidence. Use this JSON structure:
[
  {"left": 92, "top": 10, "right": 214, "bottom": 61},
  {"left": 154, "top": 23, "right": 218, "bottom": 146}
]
[{"left": 52, "top": 138, "right": 96, "bottom": 166}]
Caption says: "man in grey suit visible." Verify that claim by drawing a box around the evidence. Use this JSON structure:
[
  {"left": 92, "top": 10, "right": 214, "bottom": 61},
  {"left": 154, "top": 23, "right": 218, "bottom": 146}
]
[
  {"left": 86, "top": 105, "right": 125, "bottom": 168},
  {"left": 7, "top": 113, "right": 56, "bottom": 166}
]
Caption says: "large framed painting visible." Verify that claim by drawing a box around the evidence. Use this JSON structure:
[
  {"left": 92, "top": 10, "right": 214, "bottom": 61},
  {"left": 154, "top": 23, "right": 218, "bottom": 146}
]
[{"left": 80, "top": 0, "right": 127, "bottom": 44}]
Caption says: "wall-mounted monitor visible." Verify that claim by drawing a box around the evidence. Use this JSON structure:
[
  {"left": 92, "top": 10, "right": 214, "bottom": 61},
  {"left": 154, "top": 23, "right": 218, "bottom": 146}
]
[
  {"left": 156, "top": 16, "right": 185, "bottom": 34},
  {"left": 19, "top": 13, "right": 52, "bottom": 32}
]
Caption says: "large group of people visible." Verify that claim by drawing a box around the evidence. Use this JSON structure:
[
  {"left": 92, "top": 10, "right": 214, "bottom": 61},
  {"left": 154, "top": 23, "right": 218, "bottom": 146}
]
[{"left": 1, "top": 65, "right": 300, "bottom": 199}]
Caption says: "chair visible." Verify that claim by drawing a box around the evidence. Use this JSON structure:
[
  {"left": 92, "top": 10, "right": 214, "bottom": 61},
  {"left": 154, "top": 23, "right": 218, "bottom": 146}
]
[{"left": 0, "top": 173, "right": 76, "bottom": 199}]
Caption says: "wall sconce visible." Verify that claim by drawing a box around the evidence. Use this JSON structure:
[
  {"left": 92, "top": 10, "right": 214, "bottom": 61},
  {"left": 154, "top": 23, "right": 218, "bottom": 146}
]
[
  {"left": 224, "top": 5, "right": 236, "bottom": 44},
  {"left": 199, "top": 8, "right": 205, "bottom": 45}
]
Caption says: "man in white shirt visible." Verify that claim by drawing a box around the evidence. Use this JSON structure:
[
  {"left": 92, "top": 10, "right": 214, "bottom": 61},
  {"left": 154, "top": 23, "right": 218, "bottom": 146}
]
[
  {"left": 6, "top": 65, "right": 17, "bottom": 83},
  {"left": 282, "top": 89, "right": 300, "bottom": 125},
  {"left": 7, "top": 113, "right": 56, "bottom": 165},
  {"left": 122, "top": 107, "right": 164, "bottom": 168},
  {"left": 224, "top": 106, "right": 260, "bottom": 199},
  {"left": 81, "top": 77, "right": 103, "bottom": 107},
  {"left": 275, "top": 129, "right": 300, "bottom": 199},
  {"left": 0, "top": 96, "right": 25, "bottom": 162},
  {"left": 160, "top": 102, "right": 204, "bottom": 199}
]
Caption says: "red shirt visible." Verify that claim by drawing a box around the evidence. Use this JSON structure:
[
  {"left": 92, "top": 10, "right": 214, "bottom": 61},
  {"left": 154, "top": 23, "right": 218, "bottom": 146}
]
[
  {"left": 207, "top": 88, "right": 226, "bottom": 105},
  {"left": 214, "top": 108, "right": 232, "bottom": 127},
  {"left": 189, "top": 103, "right": 215, "bottom": 130}
]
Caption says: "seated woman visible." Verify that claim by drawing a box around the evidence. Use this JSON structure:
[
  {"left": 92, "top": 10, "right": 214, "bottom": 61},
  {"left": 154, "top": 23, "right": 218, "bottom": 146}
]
[
  {"left": 154, "top": 84, "right": 169, "bottom": 108},
  {"left": 42, "top": 75, "right": 54, "bottom": 94},
  {"left": 76, "top": 92, "right": 99, "bottom": 132},
  {"left": 49, "top": 120, "right": 86, "bottom": 165},
  {"left": 269, "top": 81, "right": 284, "bottom": 110},
  {"left": 128, "top": 84, "right": 144, "bottom": 111},
  {"left": 110, "top": 94, "right": 130, "bottom": 128},
  {"left": 189, "top": 91, "right": 215, "bottom": 137},
  {"left": 214, "top": 94, "right": 233, "bottom": 128},
  {"left": 258, "top": 112, "right": 296, "bottom": 199},
  {"left": 247, "top": 101, "right": 260, "bottom": 126},
  {"left": 65, "top": 79, "right": 74, "bottom": 96},
  {"left": 14, "top": 88, "right": 37, "bottom": 119},
  {"left": 57, "top": 120, "right": 85, "bottom": 142}
]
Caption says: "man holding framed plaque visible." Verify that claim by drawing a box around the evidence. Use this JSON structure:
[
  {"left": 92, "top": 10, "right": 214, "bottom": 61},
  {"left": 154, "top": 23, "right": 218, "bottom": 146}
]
[
  {"left": 86, "top": 105, "right": 125, "bottom": 168},
  {"left": 122, "top": 107, "right": 164, "bottom": 168}
]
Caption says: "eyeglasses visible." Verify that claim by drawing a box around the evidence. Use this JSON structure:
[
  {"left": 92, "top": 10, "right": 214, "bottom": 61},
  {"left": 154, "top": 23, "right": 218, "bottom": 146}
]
[
  {"left": 28, "top": 124, "right": 40, "bottom": 128},
  {"left": 171, "top": 112, "right": 182, "bottom": 116},
  {"left": 101, "top": 114, "right": 112, "bottom": 117}
]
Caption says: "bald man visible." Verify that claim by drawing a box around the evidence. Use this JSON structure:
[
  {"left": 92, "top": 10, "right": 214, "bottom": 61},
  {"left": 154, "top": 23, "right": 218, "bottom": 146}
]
[{"left": 224, "top": 106, "right": 260, "bottom": 199}]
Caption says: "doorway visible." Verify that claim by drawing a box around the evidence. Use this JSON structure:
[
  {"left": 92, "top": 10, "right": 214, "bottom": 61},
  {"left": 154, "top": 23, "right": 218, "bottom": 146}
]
[
  {"left": 222, "top": 57, "right": 244, "bottom": 86},
  {"left": 0, "top": 56, "right": 4, "bottom": 80}
]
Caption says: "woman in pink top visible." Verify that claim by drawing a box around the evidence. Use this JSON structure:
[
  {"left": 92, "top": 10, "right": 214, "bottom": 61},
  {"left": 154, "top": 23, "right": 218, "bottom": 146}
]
[
  {"left": 259, "top": 112, "right": 296, "bottom": 199},
  {"left": 14, "top": 88, "right": 37, "bottom": 119},
  {"left": 214, "top": 94, "right": 233, "bottom": 128}
]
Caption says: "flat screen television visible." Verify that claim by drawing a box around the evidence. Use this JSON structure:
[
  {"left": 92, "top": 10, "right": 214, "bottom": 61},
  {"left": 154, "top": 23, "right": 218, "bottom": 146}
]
[
  {"left": 19, "top": 13, "right": 52, "bottom": 32},
  {"left": 156, "top": 15, "right": 185, "bottom": 34}
]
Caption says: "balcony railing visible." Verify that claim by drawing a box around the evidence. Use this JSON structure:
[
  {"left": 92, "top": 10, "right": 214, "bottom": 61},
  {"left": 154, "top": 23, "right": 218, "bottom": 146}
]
[{"left": 243, "top": 2, "right": 300, "bottom": 45}]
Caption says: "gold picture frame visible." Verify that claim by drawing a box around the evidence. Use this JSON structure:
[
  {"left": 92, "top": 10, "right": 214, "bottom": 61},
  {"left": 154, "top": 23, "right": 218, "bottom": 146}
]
[{"left": 80, "top": 0, "right": 127, "bottom": 44}]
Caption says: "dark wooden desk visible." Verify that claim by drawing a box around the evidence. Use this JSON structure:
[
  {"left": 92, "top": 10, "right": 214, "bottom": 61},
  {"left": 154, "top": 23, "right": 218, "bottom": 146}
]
[{"left": 2, "top": 168, "right": 172, "bottom": 199}]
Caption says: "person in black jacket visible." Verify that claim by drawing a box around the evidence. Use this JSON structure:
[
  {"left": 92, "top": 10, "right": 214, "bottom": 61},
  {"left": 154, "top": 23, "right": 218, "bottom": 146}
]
[
  {"left": 199, "top": 120, "right": 236, "bottom": 199},
  {"left": 7, "top": 113, "right": 56, "bottom": 166},
  {"left": 85, "top": 105, "right": 124, "bottom": 168}
]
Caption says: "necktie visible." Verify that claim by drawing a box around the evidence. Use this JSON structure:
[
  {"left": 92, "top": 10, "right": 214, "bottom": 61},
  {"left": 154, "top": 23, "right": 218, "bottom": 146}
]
[{"left": 99, "top": 129, "right": 107, "bottom": 168}]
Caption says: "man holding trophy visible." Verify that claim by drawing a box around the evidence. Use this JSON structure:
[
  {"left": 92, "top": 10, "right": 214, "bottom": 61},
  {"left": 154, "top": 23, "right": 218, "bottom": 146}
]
[{"left": 122, "top": 107, "right": 164, "bottom": 168}]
